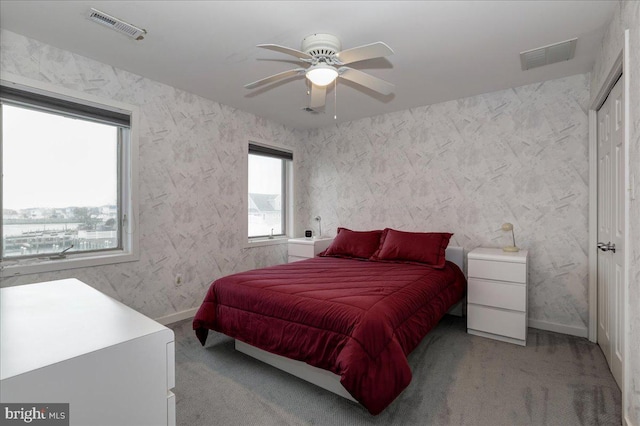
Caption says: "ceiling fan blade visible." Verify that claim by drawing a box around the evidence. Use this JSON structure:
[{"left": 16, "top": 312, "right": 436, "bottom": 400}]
[
  {"left": 309, "top": 84, "right": 326, "bottom": 109},
  {"left": 338, "top": 67, "right": 394, "bottom": 95},
  {"left": 257, "top": 44, "right": 313, "bottom": 60},
  {"left": 336, "top": 42, "right": 394, "bottom": 65},
  {"left": 244, "top": 68, "right": 305, "bottom": 89}
]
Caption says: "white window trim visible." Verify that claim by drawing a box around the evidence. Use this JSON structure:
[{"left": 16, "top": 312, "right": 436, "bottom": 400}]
[
  {"left": 0, "top": 73, "right": 139, "bottom": 277},
  {"left": 244, "top": 138, "right": 294, "bottom": 248}
]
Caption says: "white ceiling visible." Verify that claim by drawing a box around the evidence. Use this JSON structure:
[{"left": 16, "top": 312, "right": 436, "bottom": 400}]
[{"left": 0, "top": 1, "right": 616, "bottom": 130}]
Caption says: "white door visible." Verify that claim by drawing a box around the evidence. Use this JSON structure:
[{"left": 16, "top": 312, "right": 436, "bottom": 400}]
[{"left": 596, "top": 75, "right": 624, "bottom": 388}]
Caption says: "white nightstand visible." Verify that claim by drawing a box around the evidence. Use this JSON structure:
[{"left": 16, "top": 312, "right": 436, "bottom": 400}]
[
  {"left": 288, "top": 237, "right": 333, "bottom": 262},
  {"left": 467, "top": 247, "right": 528, "bottom": 346}
]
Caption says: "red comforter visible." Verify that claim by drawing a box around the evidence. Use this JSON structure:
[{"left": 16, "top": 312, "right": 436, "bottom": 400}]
[{"left": 193, "top": 257, "right": 466, "bottom": 415}]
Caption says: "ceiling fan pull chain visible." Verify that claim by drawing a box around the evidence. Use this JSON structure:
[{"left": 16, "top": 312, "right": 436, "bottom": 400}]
[{"left": 334, "top": 78, "right": 337, "bottom": 120}]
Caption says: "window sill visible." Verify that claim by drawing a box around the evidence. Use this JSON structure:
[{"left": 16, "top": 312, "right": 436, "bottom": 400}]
[
  {"left": 245, "top": 236, "right": 290, "bottom": 249},
  {"left": 1, "top": 250, "right": 139, "bottom": 278}
]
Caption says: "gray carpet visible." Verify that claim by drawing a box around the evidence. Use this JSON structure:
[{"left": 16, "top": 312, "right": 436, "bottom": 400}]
[{"left": 171, "top": 316, "right": 621, "bottom": 425}]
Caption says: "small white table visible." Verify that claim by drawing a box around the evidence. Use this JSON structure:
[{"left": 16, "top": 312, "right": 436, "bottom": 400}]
[
  {"left": 466, "top": 247, "right": 529, "bottom": 346},
  {"left": 0, "top": 279, "right": 176, "bottom": 426},
  {"left": 287, "top": 237, "right": 333, "bottom": 262}
]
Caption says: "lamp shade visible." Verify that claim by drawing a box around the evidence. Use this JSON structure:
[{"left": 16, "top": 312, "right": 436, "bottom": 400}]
[
  {"left": 501, "top": 223, "right": 514, "bottom": 231},
  {"left": 306, "top": 64, "right": 338, "bottom": 87}
]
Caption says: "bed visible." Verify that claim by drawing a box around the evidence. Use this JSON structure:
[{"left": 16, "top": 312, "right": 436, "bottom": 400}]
[{"left": 193, "top": 228, "right": 466, "bottom": 415}]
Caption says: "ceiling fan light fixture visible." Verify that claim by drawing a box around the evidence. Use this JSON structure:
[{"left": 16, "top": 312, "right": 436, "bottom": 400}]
[{"left": 306, "top": 64, "right": 338, "bottom": 87}]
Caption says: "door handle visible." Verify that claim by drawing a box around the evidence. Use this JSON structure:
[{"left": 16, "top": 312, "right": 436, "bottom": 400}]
[{"left": 597, "top": 241, "right": 616, "bottom": 253}]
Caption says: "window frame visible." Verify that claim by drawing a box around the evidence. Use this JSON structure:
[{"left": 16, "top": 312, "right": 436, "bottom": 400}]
[
  {"left": 1, "top": 103, "right": 125, "bottom": 261},
  {"left": 0, "top": 73, "right": 139, "bottom": 277},
  {"left": 245, "top": 140, "right": 294, "bottom": 247}
]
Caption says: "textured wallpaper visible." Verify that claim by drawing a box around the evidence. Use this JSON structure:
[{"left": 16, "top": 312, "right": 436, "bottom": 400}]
[
  {"left": 0, "top": 29, "right": 296, "bottom": 319},
  {"left": 0, "top": 27, "right": 617, "bottom": 346},
  {"left": 591, "top": 1, "right": 640, "bottom": 422},
  {"left": 2, "top": 7, "right": 636, "bottom": 420},
  {"left": 296, "top": 74, "right": 591, "bottom": 334}
]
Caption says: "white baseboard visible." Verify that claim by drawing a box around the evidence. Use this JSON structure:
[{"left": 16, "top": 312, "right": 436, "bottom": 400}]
[
  {"left": 528, "top": 318, "right": 588, "bottom": 338},
  {"left": 154, "top": 307, "right": 198, "bottom": 325}
]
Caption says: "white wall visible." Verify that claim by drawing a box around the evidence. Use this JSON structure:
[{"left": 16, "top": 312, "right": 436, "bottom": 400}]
[
  {"left": 0, "top": 29, "right": 297, "bottom": 320},
  {"left": 590, "top": 1, "right": 640, "bottom": 423},
  {"left": 296, "top": 74, "right": 592, "bottom": 337}
]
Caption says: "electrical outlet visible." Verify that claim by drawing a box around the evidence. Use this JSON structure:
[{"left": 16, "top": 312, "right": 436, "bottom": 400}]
[{"left": 175, "top": 274, "right": 182, "bottom": 286}]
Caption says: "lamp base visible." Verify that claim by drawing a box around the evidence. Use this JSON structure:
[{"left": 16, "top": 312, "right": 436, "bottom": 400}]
[{"left": 502, "top": 246, "right": 520, "bottom": 252}]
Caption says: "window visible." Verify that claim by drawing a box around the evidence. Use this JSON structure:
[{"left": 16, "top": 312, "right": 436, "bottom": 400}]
[
  {"left": 0, "top": 77, "right": 138, "bottom": 275},
  {"left": 248, "top": 143, "right": 292, "bottom": 240}
]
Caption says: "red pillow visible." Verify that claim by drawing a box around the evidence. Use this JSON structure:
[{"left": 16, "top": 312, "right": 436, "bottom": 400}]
[
  {"left": 369, "top": 228, "right": 452, "bottom": 268},
  {"left": 319, "top": 227, "right": 383, "bottom": 260}
]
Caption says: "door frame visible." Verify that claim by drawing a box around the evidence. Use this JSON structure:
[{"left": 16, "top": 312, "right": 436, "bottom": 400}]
[{"left": 587, "top": 29, "right": 630, "bottom": 421}]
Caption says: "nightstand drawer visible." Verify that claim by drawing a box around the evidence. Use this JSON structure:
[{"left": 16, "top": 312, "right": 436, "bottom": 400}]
[
  {"left": 467, "top": 305, "right": 526, "bottom": 340},
  {"left": 468, "top": 259, "right": 526, "bottom": 283},
  {"left": 288, "top": 243, "right": 316, "bottom": 258},
  {"left": 287, "top": 238, "right": 332, "bottom": 260},
  {"left": 288, "top": 255, "right": 307, "bottom": 263},
  {"left": 467, "top": 278, "right": 526, "bottom": 311}
]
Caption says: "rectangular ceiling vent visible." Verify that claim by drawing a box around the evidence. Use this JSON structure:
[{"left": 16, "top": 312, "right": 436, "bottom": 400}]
[
  {"left": 87, "top": 8, "right": 146, "bottom": 40},
  {"left": 520, "top": 38, "right": 577, "bottom": 71}
]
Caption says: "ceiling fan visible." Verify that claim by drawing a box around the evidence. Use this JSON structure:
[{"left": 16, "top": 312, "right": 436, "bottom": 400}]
[{"left": 244, "top": 33, "right": 394, "bottom": 110}]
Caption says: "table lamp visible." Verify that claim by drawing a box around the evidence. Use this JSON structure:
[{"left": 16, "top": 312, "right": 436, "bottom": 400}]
[{"left": 501, "top": 223, "right": 519, "bottom": 252}]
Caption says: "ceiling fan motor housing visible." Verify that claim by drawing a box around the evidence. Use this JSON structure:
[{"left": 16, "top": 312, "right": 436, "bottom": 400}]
[{"left": 301, "top": 33, "right": 341, "bottom": 57}]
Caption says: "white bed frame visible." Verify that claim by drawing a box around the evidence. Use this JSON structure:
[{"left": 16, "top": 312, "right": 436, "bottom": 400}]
[{"left": 235, "top": 246, "right": 465, "bottom": 402}]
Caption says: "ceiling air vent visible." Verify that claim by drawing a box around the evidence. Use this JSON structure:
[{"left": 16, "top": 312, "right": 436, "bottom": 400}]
[
  {"left": 520, "top": 38, "right": 577, "bottom": 70},
  {"left": 87, "top": 8, "right": 147, "bottom": 40}
]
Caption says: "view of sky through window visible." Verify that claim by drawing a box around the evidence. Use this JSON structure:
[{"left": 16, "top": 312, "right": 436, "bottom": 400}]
[{"left": 3, "top": 105, "right": 117, "bottom": 210}]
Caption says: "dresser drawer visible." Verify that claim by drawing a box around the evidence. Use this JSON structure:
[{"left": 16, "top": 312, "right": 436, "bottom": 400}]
[
  {"left": 167, "top": 391, "right": 176, "bottom": 426},
  {"left": 467, "top": 278, "right": 526, "bottom": 311},
  {"left": 468, "top": 258, "right": 526, "bottom": 283},
  {"left": 467, "top": 304, "right": 526, "bottom": 340}
]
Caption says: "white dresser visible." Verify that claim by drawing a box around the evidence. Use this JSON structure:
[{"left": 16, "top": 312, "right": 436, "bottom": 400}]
[
  {"left": 467, "top": 247, "right": 529, "bottom": 346},
  {"left": 288, "top": 237, "right": 333, "bottom": 262},
  {"left": 0, "top": 279, "right": 176, "bottom": 426}
]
